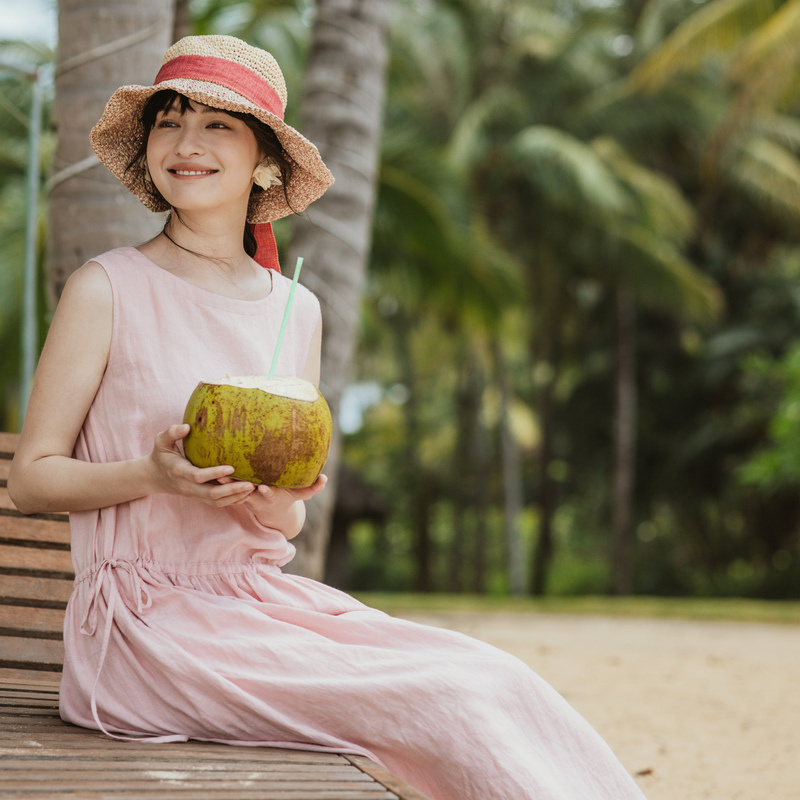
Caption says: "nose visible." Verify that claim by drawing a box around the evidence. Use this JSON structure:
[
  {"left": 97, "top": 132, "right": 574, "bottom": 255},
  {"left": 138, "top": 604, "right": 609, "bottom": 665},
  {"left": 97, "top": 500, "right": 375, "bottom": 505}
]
[{"left": 174, "top": 123, "right": 204, "bottom": 157}]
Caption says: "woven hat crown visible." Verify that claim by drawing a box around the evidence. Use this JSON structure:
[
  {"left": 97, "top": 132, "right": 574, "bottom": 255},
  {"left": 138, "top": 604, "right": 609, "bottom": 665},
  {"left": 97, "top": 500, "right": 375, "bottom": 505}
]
[
  {"left": 162, "top": 35, "right": 288, "bottom": 113},
  {"left": 90, "top": 34, "right": 334, "bottom": 227}
]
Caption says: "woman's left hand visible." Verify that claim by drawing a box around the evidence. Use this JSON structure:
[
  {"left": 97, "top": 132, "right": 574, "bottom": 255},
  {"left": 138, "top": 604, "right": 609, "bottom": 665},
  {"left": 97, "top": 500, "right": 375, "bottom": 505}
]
[{"left": 218, "top": 474, "right": 327, "bottom": 538}]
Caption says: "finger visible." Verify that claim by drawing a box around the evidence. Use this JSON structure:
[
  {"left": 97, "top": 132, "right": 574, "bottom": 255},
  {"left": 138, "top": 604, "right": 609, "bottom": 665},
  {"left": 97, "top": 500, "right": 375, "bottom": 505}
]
[
  {"left": 207, "top": 480, "right": 254, "bottom": 500},
  {"left": 191, "top": 464, "right": 237, "bottom": 485},
  {"left": 155, "top": 424, "right": 190, "bottom": 451},
  {"left": 287, "top": 474, "right": 328, "bottom": 501}
]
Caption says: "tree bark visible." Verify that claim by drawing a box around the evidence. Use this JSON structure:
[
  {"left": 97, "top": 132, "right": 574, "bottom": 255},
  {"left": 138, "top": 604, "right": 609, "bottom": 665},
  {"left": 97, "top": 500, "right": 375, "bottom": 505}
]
[
  {"left": 48, "top": 0, "right": 175, "bottom": 303},
  {"left": 531, "top": 373, "right": 556, "bottom": 597},
  {"left": 612, "top": 288, "right": 637, "bottom": 595},
  {"left": 285, "top": 0, "right": 393, "bottom": 579},
  {"left": 447, "top": 343, "right": 482, "bottom": 592},
  {"left": 495, "top": 340, "right": 526, "bottom": 596},
  {"left": 172, "top": 0, "right": 192, "bottom": 42}
]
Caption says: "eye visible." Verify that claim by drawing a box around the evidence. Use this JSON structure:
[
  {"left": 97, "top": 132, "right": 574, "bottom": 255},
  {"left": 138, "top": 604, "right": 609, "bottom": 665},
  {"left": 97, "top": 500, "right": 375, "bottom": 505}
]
[
  {"left": 207, "top": 121, "right": 230, "bottom": 129},
  {"left": 155, "top": 119, "right": 179, "bottom": 128}
]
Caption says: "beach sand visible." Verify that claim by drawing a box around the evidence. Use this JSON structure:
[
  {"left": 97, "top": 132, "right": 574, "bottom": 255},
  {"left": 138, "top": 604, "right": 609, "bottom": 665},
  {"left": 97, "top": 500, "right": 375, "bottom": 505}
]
[{"left": 394, "top": 610, "right": 800, "bottom": 800}]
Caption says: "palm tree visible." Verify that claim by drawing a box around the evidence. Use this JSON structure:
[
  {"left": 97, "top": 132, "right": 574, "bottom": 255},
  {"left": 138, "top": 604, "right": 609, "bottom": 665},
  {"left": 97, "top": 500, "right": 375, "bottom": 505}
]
[
  {"left": 429, "top": 0, "right": 724, "bottom": 594},
  {"left": 47, "top": 0, "right": 176, "bottom": 302},
  {"left": 283, "top": 0, "right": 394, "bottom": 579}
]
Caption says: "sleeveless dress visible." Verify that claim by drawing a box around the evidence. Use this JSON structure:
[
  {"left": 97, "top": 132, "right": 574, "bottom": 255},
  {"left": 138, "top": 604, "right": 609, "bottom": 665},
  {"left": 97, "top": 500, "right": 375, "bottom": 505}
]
[{"left": 59, "top": 247, "right": 647, "bottom": 800}]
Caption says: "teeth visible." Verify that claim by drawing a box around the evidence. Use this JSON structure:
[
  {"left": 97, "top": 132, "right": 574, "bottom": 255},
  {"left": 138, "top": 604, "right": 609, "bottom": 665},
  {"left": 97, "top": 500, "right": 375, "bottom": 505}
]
[{"left": 173, "top": 170, "right": 214, "bottom": 176}]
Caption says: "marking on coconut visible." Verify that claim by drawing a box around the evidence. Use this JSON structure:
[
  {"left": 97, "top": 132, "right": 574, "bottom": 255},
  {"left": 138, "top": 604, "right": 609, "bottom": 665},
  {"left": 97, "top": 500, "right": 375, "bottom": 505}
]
[{"left": 183, "top": 377, "right": 332, "bottom": 489}]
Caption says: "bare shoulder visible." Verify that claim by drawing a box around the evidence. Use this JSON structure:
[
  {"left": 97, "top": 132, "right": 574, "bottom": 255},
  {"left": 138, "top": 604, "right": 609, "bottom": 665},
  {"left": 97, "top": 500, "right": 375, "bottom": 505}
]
[{"left": 59, "top": 260, "right": 112, "bottom": 308}]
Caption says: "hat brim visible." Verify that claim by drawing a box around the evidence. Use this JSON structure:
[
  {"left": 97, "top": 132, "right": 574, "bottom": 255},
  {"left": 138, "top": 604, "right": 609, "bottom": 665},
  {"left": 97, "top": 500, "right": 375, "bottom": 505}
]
[{"left": 90, "top": 79, "right": 334, "bottom": 224}]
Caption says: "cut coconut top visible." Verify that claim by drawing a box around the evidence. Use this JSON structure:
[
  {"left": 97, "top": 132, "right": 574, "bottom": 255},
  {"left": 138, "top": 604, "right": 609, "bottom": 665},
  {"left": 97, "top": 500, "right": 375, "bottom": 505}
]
[{"left": 209, "top": 376, "right": 319, "bottom": 402}]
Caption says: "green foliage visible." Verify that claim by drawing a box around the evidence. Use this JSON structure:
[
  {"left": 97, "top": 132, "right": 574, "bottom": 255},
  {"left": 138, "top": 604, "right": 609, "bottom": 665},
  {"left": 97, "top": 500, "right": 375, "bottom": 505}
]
[
  {"left": 0, "top": 41, "right": 54, "bottom": 430},
  {"left": 739, "top": 344, "right": 800, "bottom": 490},
  {"left": 9, "top": 0, "right": 800, "bottom": 599}
]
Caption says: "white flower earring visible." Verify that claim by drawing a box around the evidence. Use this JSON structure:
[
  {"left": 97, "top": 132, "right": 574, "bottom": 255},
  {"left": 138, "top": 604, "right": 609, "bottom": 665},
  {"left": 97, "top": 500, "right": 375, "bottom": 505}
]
[{"left": 252, "top": 158, "right": 283, "bottom": 189}]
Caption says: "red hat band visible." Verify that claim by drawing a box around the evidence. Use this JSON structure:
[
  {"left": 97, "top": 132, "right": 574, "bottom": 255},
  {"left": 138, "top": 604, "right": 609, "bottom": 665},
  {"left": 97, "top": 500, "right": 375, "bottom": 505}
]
[{"left": 155, "top": 55, "right": 285, "bottom": 121}]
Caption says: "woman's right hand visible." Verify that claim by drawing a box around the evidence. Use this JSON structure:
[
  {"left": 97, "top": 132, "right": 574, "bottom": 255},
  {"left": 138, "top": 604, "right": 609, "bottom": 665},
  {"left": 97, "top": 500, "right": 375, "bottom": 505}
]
[{"left": 149, "top": 424, "right": 257, "bottom": 507}]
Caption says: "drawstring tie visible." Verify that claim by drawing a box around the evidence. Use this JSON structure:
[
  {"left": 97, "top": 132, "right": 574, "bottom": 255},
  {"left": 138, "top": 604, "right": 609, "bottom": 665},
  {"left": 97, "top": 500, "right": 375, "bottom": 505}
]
[
  {"left": 79, "top": 559, "right": 183, "bottom": 743},
  {"left": 80, "top": 558, "right": 152, "bottom": 637}
]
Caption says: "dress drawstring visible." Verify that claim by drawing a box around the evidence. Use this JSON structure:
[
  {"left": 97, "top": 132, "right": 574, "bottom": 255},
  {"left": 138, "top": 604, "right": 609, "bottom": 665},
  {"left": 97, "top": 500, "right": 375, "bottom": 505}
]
[{"left": 78, "top": 559, "right": 184, "bottom": 743}]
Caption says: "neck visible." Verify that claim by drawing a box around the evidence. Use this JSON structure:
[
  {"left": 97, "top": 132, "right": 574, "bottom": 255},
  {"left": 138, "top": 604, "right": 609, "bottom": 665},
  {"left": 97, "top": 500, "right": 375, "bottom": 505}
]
[{"left": 164, "top": 207, "right": 248, "bottom": 265}]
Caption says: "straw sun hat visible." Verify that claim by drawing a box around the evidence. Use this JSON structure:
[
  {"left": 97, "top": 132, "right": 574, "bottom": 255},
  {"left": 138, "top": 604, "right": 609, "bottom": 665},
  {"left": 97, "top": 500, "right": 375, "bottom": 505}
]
[{"left": 90, "top": 35, "right": 334, "bottom": 228}]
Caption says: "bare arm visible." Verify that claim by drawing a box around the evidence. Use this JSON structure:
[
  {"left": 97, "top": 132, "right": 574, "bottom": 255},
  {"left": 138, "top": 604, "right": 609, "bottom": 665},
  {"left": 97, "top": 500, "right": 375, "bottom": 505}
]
[{"left": 8, "top": 262, "right": 254, "bottom": 515}]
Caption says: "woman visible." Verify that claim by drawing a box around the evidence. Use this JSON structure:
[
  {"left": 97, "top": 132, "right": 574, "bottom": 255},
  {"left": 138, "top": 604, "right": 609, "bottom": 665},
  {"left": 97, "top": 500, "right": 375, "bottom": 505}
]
[{"left": 9, "top": 35, "right": 647, "bottom": 800}]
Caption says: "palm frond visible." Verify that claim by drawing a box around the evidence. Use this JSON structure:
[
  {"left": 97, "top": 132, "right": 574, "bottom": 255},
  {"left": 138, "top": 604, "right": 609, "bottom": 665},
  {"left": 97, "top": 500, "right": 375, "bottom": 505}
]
[
  {"left": 591, "top": 137, "right": 696, "bottom": 243},
  {"left": 626, "top": 0, "right": 778, "bottom": 94},
  {"left": 747, "top": 113, "right": 800, "bottom": 153},
  {"left": 374, "top": 163, "right": 520, "bottom": 328},
  {"left": 728, "top": 135, "right": 800, "bottom": 226},
  {"left": 727, "top": 0, "right": 800, "bottom": 109},
  {"left": 610, "top": 221, "right": 723, "bottom": 322},
  {"left": 509, "top": 125, "right": 632, "bottom": 219},
  {"left": 446, "top": 86, "right": 521, "bottom": 175}
]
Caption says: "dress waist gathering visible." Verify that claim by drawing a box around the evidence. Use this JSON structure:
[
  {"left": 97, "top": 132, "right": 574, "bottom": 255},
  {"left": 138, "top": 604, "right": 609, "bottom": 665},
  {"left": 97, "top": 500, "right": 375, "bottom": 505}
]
[{"left": 71, "top": 555, "right": 286, "bottom": 743}]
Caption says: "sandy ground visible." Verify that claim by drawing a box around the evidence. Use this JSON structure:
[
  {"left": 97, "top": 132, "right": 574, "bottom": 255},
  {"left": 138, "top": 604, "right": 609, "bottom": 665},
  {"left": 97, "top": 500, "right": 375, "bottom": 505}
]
[{"left": 394, "top": 610, "right": 800, "bottom": 800}]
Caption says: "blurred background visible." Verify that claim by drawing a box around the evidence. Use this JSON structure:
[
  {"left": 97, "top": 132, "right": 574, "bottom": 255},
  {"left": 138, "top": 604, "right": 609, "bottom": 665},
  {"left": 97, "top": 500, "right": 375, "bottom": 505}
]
[{"left": 3, "top": 0, "right": 800, "bottom": 601}]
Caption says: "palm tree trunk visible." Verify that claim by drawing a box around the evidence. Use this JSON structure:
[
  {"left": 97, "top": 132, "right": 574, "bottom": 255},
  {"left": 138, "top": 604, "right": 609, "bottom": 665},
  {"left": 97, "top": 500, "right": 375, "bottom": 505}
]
[
  {"left": 612, "top": 288, "right": 637, "bottom": 595},
  {"left": 494, "top": 340, "right": 526, "bottom": 596},
  {"left": 48, "top": 0, "right": 175, "bottom": 303},
  {"left": 531, "top": 373, "right": 557, "bottom": 596},
  {"left": 447, "top": 343, "right": 482, "bottom": 592},
  {"left": 286, "top": 0, "right": 393, "bottom": 579},
  {"left": 172, "top": 0, "right": 192, "bottom": 41}
]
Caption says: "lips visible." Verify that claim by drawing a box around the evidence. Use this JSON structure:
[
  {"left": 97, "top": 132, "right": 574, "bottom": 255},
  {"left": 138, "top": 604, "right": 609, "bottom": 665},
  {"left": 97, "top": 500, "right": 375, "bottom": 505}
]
[{"left": 167, "top": 163, "right": 218, "bottom": 177}]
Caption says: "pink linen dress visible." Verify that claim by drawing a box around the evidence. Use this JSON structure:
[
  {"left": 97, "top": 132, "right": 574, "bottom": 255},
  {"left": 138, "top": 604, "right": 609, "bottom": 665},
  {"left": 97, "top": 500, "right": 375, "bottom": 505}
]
[{"left": 59, "top": 246, "right": 647, "bottom": 800}]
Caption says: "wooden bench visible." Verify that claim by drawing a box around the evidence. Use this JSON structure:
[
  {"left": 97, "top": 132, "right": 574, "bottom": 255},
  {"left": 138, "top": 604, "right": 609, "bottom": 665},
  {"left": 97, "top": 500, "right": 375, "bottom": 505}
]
[{"left": 0, "top": 432, "right": 428, "bottom": 799}]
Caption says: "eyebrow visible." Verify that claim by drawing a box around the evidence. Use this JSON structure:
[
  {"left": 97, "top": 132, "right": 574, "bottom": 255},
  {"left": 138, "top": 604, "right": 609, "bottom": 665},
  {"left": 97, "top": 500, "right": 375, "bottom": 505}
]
[{"left": 161, "top": 103, "right": 233, "bottom": 116}]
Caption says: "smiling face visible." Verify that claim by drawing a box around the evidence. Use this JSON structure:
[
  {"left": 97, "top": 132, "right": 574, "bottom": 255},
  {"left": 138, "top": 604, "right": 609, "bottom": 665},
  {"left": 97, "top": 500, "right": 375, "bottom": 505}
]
[{"left": 145, "top": 97, "right": 263, "bottom": 217}]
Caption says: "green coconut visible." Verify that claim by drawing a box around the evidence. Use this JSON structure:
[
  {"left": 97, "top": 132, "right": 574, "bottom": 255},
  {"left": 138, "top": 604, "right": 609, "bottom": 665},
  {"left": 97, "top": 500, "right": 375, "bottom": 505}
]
[{"left": 183, "top": 376, "right": 333, "bottom": 489}]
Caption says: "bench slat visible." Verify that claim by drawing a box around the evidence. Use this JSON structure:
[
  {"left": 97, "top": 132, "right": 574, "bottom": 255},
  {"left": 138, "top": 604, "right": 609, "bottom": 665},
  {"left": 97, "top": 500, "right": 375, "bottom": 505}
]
[
  {"left": 0, "top": 635, "right": 64, "bottom": 668},
  {"left": 0, "top": 514, "right": 71, "bottom": 545},
  {"left": 0, "top": 761, "right": 367, "bottom": 777},
  {"left": 0, "top": 787, "right": 396, "bottom": 799},
  {"left": 0, "top": 688, "right": 406, "bottom": 799},
  {"left": 0, "top": 605, "right": 65, "bottom": 636},
  {"left": 0, "top": 544, "right": 74, "bottom": 575},
  {"left": 0, "top": 574, "right": 72, "bottom": 605},
  {"left": 0, "top": 668, "right": 61, "bottom": 686},
  {"left": 0, "top": 432, "right": 19, "bottom": 457}
]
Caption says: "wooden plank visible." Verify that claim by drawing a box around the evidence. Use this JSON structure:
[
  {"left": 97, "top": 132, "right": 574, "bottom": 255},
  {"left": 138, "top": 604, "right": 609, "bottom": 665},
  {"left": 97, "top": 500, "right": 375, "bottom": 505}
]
[
  {"left": 346, "top": 757, "right": 432, "bottom": 800},
  {"left": 0, "top": 743, "right": 359, "bottom": 764},
  {"left": 0, "top": 790, "right": 396, "bottom": 799},
  {"left": 0, "top": 574, "right": 73, "bottom": 605},
  {"left": 0, "top": 604, "right": 65, "bottom": 636},
  {"left": 0, "top": 432, "right": 19, "bottom": 458},
  {"left": 0, "top": 461, "right": 10, "bottom": 481},
  {"left": 0, "top": 514, "right": 71, "bottom": 544},
  {"left": 0, "top": 762, "right": 371, "bottom": 777},
  {"left": 0, "top": 778, "right": 381, "bottom": 789},
  {"left": 0, "top": 689, "right": 59, "bottom": 703},
  {"left": 0, "top": 667, "right": 62, "bottom": 685},
  {"left": 0, "top": 544, "right": 74, "bottom": 574},
  {"left": 0, "top": 634, "right": 64, "bottom": 667},
  {"left": 0, "top": 490, "right": 20, "bottom": 513}
]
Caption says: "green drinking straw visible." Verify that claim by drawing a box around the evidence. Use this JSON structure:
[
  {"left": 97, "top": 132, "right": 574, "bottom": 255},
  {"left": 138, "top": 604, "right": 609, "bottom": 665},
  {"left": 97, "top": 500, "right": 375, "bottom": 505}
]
[{"left": 268, "top": 256, "right": 304, "bottom": 379}]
